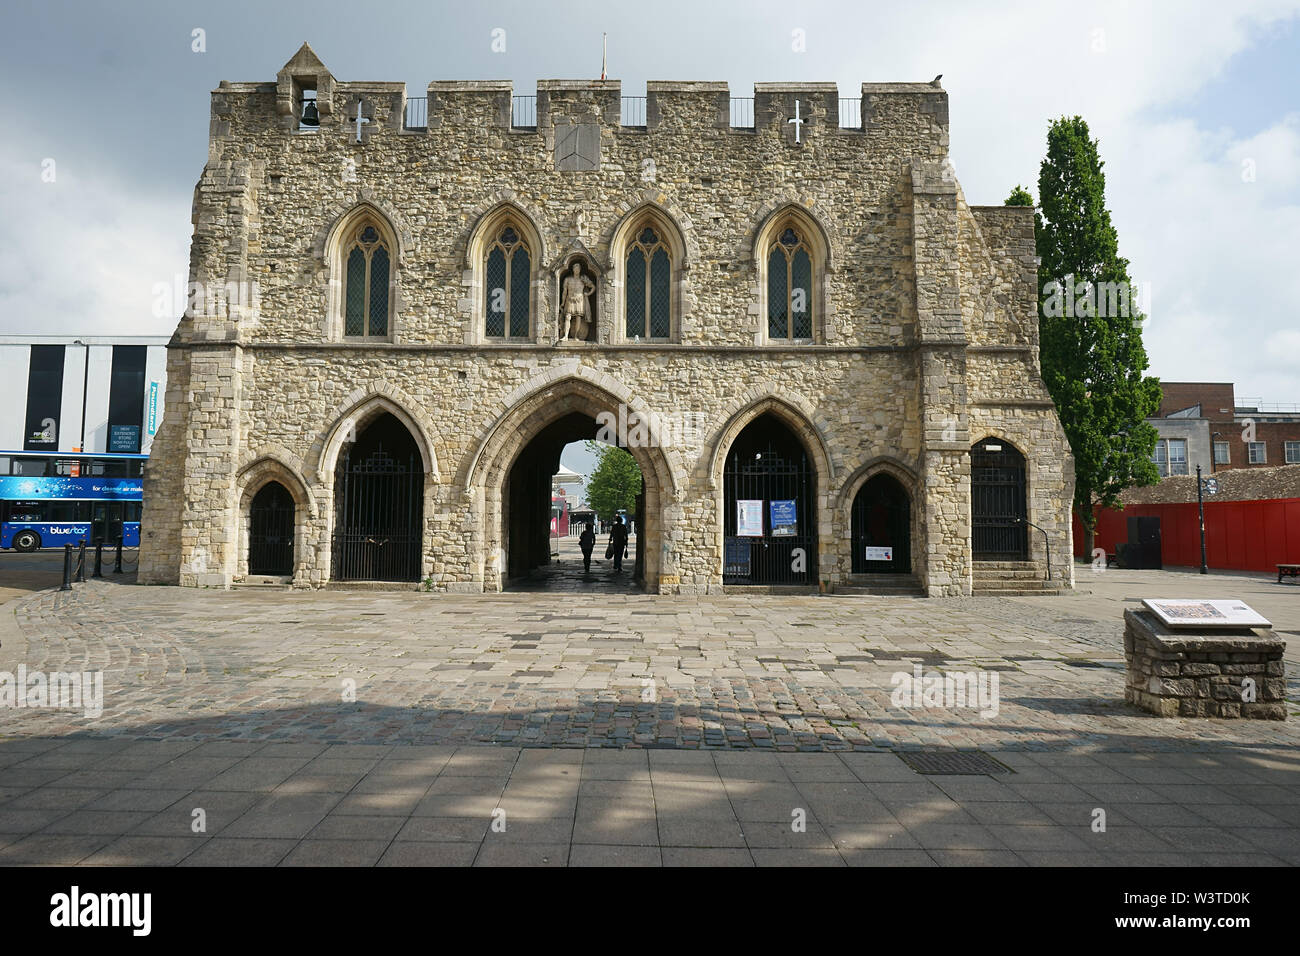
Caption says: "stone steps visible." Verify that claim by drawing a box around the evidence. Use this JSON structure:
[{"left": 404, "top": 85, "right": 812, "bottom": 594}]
[
  {"left": 971, "top": 560, "right": 1061, "bottom": 596},
  {"left": 232, "top": 576, "right": 293, "bottom": 589},
  {"left": 722, "top": 585, "right": 818, "bottom": 596},
  {"left": 836, "top": 585, "right": 927, "bottom": 597},
  {"left": 974, "top": 586, "right": 1067, "bottom": 597},
  {"left": 837, "top": 574, "right": 925, "bottom": 597}
]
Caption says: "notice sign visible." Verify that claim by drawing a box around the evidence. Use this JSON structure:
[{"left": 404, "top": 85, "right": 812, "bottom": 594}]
[
  {"left": 1141, "top": 599, "right": 1271, "bottom": 629},
  {"left": 736, "top": 499, "right": 764, "bottom": 537},
  {"left": 109, "top": 424, "right": 140, "bottom": 453},
  {"left": 725, "top": 538, "right": 751, "bottom": 576},
  {"left": 864, "top": 546, "right": 893, "bottom": 562},
  {"left": 769, "top": 499, "right": 797, "bottom": 537}
]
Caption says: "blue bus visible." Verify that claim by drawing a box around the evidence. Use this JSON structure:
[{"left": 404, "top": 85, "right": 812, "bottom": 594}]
[{"left": 0, "top": 451, "right": 145, "bottom": 552}]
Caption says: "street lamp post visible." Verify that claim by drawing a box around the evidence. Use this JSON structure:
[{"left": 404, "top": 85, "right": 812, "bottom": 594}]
[{"left": 1197, "top": 464, "right": 1208, "bottom": 575}]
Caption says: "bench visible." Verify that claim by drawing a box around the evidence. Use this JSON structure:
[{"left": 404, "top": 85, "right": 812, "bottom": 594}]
[{"left": 1278, "top": 563, "right": 1300, "bottom": 584}]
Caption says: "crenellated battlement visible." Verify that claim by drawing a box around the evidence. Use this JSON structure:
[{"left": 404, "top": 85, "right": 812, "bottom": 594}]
[{"left": 211, "top": 43, "right": 948, "bottom": 145}]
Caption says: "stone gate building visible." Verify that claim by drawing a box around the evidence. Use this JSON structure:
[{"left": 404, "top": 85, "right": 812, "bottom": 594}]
[{"left": 138, "top": 44, "right": 1075, "bottom": 596}]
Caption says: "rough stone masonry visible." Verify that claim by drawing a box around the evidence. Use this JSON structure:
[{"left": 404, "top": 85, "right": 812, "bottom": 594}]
[{"left": 138, "top": 44, "right": 1074, "bottom": 596}]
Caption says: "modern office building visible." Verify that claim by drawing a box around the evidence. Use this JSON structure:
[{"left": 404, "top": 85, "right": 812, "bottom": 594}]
[
  {"left": 1152, "top": 382, "right": 1300, "bottom": 476},
  {"left": 0, "top": 335, "right": 169, "bottom": 455}
]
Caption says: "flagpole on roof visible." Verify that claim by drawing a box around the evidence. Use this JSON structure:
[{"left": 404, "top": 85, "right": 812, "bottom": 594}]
[{"left": 601, "top": 33, "right": 607, "bottom": 80}]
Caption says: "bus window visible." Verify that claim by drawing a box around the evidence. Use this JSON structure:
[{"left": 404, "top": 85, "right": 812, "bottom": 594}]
[
  {"left": 14, "top": 458, "right": 48, "bottom": 476},
  {"left": 45, "top": 502, "right": 82, "bottom": 523},
  {"left": 6, "top": 501, "right": 45, "bottom": 522}
]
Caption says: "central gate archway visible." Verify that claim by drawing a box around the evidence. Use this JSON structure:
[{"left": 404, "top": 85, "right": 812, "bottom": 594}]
[
  {"left": 332, "top": 413, "right": 424, "bottom": 582},
  {"left": 464, "top": 373, "right": 679, "bottom": 593}
]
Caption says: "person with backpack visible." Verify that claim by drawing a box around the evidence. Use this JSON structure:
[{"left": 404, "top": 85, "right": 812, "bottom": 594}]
[{"left": 606, "top": 515, "right": 629, "bottom": 572}]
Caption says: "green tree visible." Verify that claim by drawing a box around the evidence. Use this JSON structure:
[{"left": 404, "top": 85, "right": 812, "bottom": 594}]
[
  {"left": 1004, "top": 184, "right": 1034, "bottom": 206},
  {"left": 1034, "top": 116, "right": 1161, "bottom": 557},
  {"left": 582, "top": 442, "right": 642, "bottom": 522}
]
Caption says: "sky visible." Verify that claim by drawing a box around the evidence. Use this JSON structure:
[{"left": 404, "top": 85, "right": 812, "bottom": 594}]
[{"left": 1, "top": 0, "right": 1297, "bottom": 479}]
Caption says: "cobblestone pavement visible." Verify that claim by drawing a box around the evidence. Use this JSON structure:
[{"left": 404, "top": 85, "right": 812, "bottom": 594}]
[
  {"left": 1, "top": 567, "right": 1296, "bottom": 866},
  {"left": 1, "top": 568, "right": 1296, "bottom": 751}
]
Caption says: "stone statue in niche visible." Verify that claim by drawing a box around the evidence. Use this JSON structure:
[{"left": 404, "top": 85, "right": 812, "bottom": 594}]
[{"left": 559, "top": 260, "right": 596, "bottom": 341}]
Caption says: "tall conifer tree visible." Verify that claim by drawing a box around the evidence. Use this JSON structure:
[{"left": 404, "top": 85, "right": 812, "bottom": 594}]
[{"left": 1033, "top": 116, "right": 1161, "bottom": 556}]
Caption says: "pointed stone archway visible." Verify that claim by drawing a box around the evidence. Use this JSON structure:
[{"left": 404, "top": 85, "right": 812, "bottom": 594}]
[{"left": 463, "top": 373, "right": 681, "bottom": 593}]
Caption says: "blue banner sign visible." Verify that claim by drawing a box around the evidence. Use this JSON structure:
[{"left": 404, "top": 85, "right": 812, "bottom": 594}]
[
  {"left": 769, "top": 499, "right": 797, "bottom": 536},
  {"left": 147, "top": 381, "right": 159, "bottom": 435},
  {"left": 0, "top": 477, "right": 143, "bottom": 501}
]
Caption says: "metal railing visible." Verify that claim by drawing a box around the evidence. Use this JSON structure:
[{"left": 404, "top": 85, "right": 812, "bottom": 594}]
[
  {"left": 729, "top": 97, "right": 754, "bottom": 128},
  {"left": 404, "top": 92, "right": 864, "bottom": 131},
  {"left": 621, "top": 96, "right": 646, "bottom": 126},
  {"left": 1236, "top": 400, "right": 1300, "bottom": 414},
  {"left": 512, "top": 95, "right": 537, "bottom": 127},
  {"left": 839, "top": 97, "right": 861, "bottom": 129},
  {"left": 404, "top": 97, "right": 427, "bottom": 129}
]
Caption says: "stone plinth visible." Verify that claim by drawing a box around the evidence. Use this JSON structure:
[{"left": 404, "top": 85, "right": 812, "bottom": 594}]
[{"left": 1123, "top": 609, "right": 1287, "bottom": 719}]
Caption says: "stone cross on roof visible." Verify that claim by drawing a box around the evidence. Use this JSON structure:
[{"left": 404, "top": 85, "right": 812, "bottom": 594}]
[{"left": 788, "top": 98, "right": 806, "bottom": 144}]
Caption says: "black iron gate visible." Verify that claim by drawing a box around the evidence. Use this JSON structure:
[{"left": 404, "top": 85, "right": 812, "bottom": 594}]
[
  {"left": 971, "top": 440, "right": 1028, "bottom": 559},
  {"left": 723, "top": 429, "right": 816, "bottom": 586},
  {"left": 851, "top": 475, "right": 912, "bottom": 573},
  {"left": 249, "top": 481, "right": 295, "bottom": 575},
  {"left": 332, "top": 448, "right": 422, "bottom": 582}
]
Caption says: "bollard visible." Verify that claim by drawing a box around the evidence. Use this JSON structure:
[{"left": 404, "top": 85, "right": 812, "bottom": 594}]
[
  {"left": 93, "top": 542, "right": 104, "bottom": 578},
  {"left": 76, "top": 540, "right": 86, "bottom": 583},
  {"left": 113, "top": 536, "right": 124, "bottom": 574},
  {"left": 61, "top": 543, "right": 73, "bottom": 591}
]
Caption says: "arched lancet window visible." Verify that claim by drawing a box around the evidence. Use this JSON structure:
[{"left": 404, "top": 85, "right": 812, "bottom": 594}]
[
  {"left": 625, "top": 224, "right": 671, "bottom": 340},
  {"left": 767, "top": 224, "right": 814, "bottom": 341},
  {"left": 484, "top": 224, "right": 531, "bottom": 338},
  {"left": 343, "top": 223, "right": 391, "bottom": 337}
]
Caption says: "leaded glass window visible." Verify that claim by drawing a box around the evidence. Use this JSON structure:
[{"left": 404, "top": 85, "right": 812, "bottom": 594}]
[
  {"left": 343, "top": 222, "right": 391, "bottom": 337},
  {"left": 485, "top": 225, "right": 531, "bottom": 338},
  {"left": 625, "top": 224, "right": 671, "bottom": 339},
  {"left": 767, "top": 224, "right": 814, "bottom": 341}
]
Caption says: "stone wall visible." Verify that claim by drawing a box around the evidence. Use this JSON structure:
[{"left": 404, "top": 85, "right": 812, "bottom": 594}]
[
  {"left": 138, "top": 45, "right": 1075, "bottom": 596},
  {"left": 1124, "top": 609, "right": 1287, "bottom": 719}
]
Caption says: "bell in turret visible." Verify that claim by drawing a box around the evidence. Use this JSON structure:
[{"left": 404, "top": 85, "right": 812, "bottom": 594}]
[{"left": 300, "top": 96, "right": 320, "bottom": 128}]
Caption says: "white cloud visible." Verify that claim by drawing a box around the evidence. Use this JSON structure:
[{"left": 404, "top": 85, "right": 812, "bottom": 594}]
[{"left": 0, "top": 143, "right": 189, "bottom": 338}]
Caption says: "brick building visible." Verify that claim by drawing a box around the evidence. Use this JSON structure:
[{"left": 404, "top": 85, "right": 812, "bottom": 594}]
[{"left": 1153, "top": 382, "right": 1300, "bottom": 475}]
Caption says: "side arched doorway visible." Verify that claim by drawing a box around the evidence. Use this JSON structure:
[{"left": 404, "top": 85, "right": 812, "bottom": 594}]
[
  {"left": 722, "top": 413, "right": 817, "bottom": 586},
  {"left": 971, "top": 438, "right": 1028, "bottom": 560},
  {"left": 248, "top": 481, "right": 295, "bottom": 576},
  {"left": 850, "top": 474, "right": 911, "bottom": 574},
  {"left": 332, "top": 412, "right": 424, "bottom": 582}
]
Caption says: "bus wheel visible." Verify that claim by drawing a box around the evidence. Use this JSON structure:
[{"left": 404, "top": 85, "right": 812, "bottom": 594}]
[{"left": 13, "top": 530, "right": 41, "bottom": 553}]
